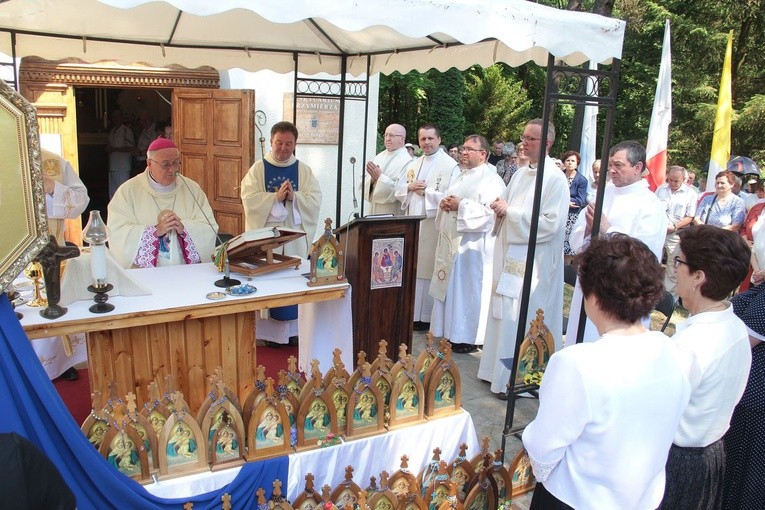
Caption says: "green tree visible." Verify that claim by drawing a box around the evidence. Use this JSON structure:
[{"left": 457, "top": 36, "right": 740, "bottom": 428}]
[
  {"left": 377, "top": 71, "right": 433, "bottom": 150},
  {"left": 427, "top": 68, "right": 466, "bottom": 147},
  {"left": 463, "top": 65, "right": 532, "bottom": 144}
]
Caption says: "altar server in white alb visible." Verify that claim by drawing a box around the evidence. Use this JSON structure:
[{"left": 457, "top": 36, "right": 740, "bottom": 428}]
[
  {"left": 429, "top": 135, "right": 505, "bottom": 354},
  {"left": 395, "top": 124, "right": 459, "bottom": 326},
  {"left": 107, "top": 137, "right": 218, "bottom": 268},
  {"left": 477, "top": 119, "right": 569, "bottom": 397},
  {"left": 240, "top": 121, "right": 322, "bottom": 258},
  {"left": 364, "top": 123, "right": 412, "bottom": 215},
  {"left": 567, "top": 140, "right": 668, "bottom": 343},
  {"left": 41, "top": 148, "right": 90, "bottom": 245}
]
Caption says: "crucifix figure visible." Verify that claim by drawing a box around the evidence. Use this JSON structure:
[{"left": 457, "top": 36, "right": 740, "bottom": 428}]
[{"left": 34, "top": 235, "right": 79, "bottom": 319}]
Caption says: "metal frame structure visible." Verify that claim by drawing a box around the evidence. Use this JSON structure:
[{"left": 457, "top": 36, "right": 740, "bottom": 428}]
[
  {"left": 291, "top": 54, "right": 371, "bottom": 228},
  {"left": 500, "top": 54, "right": 621, "bottom": 459}
]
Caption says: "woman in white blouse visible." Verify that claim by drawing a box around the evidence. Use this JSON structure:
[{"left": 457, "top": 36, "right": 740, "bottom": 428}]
[
  {"left": 522, "top": 233, "right": 695, "bottom": 510},
  {"left": 660, "top": 225, "right": 751, "bottom": 508}
]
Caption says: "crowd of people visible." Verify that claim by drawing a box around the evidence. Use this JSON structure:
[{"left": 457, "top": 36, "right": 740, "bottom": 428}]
[
  {"left": 365, "top": 120, "right": 763, "bottom": 509},
  {"left": 38, "top": 111, "right": 764, "bottom": 509}
]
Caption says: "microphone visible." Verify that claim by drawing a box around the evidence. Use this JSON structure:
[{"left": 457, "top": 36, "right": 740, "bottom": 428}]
[
  {"left": 175, "top": 172, "right": 241, "bottom": 288},
  {"left": 350, "top": 157, "right": 359, "bottom": 218}
]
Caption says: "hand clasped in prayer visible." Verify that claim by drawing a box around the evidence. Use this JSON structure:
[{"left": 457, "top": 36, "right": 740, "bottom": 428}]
[
  {"left": 440, "top": 195, "right": 460, "bottom": 212},
  {"left": 156, "top": 209, "right": 185, "bottom": 237},
  {"left": 276, "top": 180, "right": 294, "bottom": 202}
]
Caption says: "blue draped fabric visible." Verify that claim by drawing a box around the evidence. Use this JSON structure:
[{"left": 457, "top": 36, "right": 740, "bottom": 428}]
[{"left": 0, "top": 295, "right": 288, "bottom": 510}]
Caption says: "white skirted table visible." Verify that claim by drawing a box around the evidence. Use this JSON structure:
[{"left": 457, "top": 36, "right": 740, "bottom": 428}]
[
  {"left": 144, "top": 409, "right": 479, "bottom": 500},
  {"left": 19, "top": 260, "right": 352, "bottom": 415}
]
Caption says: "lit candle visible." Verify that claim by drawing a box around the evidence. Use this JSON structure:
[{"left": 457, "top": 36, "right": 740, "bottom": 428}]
[{"left": 91, "top": 243, "right": 107, "bottom": 287}]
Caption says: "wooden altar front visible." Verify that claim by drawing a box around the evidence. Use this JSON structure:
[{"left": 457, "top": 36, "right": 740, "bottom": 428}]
[{"left": 19, "top": 262, "right": 348, "bottom": 415}]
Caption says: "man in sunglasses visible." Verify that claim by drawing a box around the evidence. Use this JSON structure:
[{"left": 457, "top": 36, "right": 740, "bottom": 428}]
[{"left": 108, "top": 137, "right": 218, "bottom": 268}]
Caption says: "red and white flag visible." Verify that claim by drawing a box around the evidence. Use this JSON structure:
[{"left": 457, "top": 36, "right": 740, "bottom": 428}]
[{"left": 645, "top": 19, "right": 672, "bottom": 191}]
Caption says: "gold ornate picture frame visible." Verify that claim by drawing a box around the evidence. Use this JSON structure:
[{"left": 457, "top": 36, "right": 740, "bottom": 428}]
[{"left": 0, "top": 80, "right": 48, "bottom": 293}]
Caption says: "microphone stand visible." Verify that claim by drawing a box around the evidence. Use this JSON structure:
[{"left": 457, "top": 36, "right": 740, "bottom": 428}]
[
  {"left": 350, "top": 156, "right": 360, "bottom": 219},
  {"left": 175, "top": 172, "right": 241, "bottom": 288}
]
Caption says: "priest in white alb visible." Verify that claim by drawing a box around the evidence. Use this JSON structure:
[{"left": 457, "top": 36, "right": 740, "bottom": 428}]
[
  {"left": 240, "top": 121, "right": 323, "bottom": 344},
  {"left": 477, "top": 119, "right": 569, "bottom": 397},
  {"left": 395, "top": 124, "right": 459, "bottom": 327},
  {"left": 364, "top": 123, "right": 412, "bottom": 215},
  {"left": 240, "top": 121, "right": 322, "bottom": 258},
  {"left": 108, "top": 137, "right": 218, "bottom": 268},
  {"left": 429, "top": 135, "right": 505, "bottom": 354},
  {"left": 567, "top": 140, "right": 668, "bottom": 343}
]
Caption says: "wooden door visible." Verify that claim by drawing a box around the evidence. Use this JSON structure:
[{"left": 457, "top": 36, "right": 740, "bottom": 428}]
[{"left": 173, "top": 88, "right": 254, "bottom": 237}]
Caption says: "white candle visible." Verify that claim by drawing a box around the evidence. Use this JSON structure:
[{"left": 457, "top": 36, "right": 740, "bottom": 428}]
[{"left": 91, "top": 244, "right": 107, "bottom": 287}]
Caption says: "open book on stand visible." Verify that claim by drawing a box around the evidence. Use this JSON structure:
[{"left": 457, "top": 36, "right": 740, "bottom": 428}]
[{"left": 217, "top": 227, "right": 306, "bottom": 277}]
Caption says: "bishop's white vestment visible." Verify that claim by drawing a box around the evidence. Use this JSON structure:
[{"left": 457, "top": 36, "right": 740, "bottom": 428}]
[
  {"left": 477, "top": 157, "right": 569, "bottom": 393},
  {"left": 429, "top": 163, "right": 505, "bottom": 345},
  {"left": 107, "top": 170, "right": 218, "bottom": 269},
  {"left": 567, "top": 180, "right": 668, "bottom": 343}
]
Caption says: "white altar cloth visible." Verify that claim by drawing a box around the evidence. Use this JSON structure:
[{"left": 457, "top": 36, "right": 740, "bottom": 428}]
[
  {"left": 144, "top": 410, "right": 478, "bottom": 500},
  {"left": 18, "top": 260, "right": 352, "bottom": 372}
]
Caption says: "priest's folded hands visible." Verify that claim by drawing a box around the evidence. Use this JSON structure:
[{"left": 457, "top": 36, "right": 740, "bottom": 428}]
[{"left": 156, "top": 209, "right": 185, "bottom": 236}]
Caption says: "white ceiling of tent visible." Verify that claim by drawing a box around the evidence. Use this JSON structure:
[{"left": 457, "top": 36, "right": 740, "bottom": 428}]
[{"left": 0, "top": 0, "right": 625, "bottom": 75}]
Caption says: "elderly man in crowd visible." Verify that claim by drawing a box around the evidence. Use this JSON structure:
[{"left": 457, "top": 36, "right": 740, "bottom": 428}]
[
  {"left": 656, "top": 165, "right": 697, "bottom": 298},
  {"left": 478, "top": 119, "right": 569, "bottom": 397},
  {"left": 108, "top": 137, "right": 218, "bottom": 268},
  {"left": 241, "top": 121, "right": 322, "bottom": 344},
  {"left": 429, "top": 135, "right": 504, "bottom": 354},
  {"left": 395, "top": 124, "right": 459, "bottom": 330},
  {"left": 363, "top": 123, "right": 412, "bottom": 216},
  {"left": 568, "top": 140, "right": 668, "bottom": 343}
]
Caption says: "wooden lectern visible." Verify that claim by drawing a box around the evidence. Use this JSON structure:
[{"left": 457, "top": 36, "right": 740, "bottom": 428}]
[{"left": 335, "top": 216, "right": 424, "bottom": 363}]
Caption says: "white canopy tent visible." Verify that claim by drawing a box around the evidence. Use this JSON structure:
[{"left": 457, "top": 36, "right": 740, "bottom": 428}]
[
  {"left": 0, "top": 0, "right": 624, "bottom": 75},
  {"left": 1, "top": 0, "right": 626, "bottom": 460}
]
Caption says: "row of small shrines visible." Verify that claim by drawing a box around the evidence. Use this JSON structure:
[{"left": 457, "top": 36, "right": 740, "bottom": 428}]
[
  {"left": 180, "top": 441, "right": 535, "bottom": 510},
  {"left": 80, "top": 337, "right": 467, "bottom": 482}
]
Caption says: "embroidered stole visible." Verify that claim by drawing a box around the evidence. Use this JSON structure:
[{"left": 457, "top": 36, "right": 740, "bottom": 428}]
[{"left": 264, "top": 160, "right": 299, "bottom": 192}]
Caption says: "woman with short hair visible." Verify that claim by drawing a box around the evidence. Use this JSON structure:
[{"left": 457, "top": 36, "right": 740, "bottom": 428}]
[
  {"left": 694, "top": 170, "right": 746, "bottom": 230},
  {"left": 523, "top": 233, "right": 694, "bottom": 510},
  {"left": 561, "top": 150, "right": 587, "bottom": 259},
  {"left": 495, "top": 142, "right": 519, "bottom": 186},
  {"left": 660, "top": 225, "right": 751, "bottom": 509}
]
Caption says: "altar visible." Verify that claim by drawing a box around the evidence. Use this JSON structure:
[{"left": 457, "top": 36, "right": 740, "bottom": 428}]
[{"left": 18, "top": 261, "right": 352, "bottom": 415}]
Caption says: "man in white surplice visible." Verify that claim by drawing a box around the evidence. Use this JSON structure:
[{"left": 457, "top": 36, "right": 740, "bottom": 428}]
[
  {"left": 477, "top": 119, "right": 569, "bottom": 397},
  {"left": 568, "top": 140, "right": 668, "bottom": 343},
  {"left": 364, "top": 123, "right": 412, "bottom": 215},
  {"left": 429, "top": 135, "right": 505, "bottom": 354},
  {"left": 241, "top": 121, "right": 323, "bottom": 345},
  {"left": 395, "top": 124, "right": 459, "bottom": 327}
]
